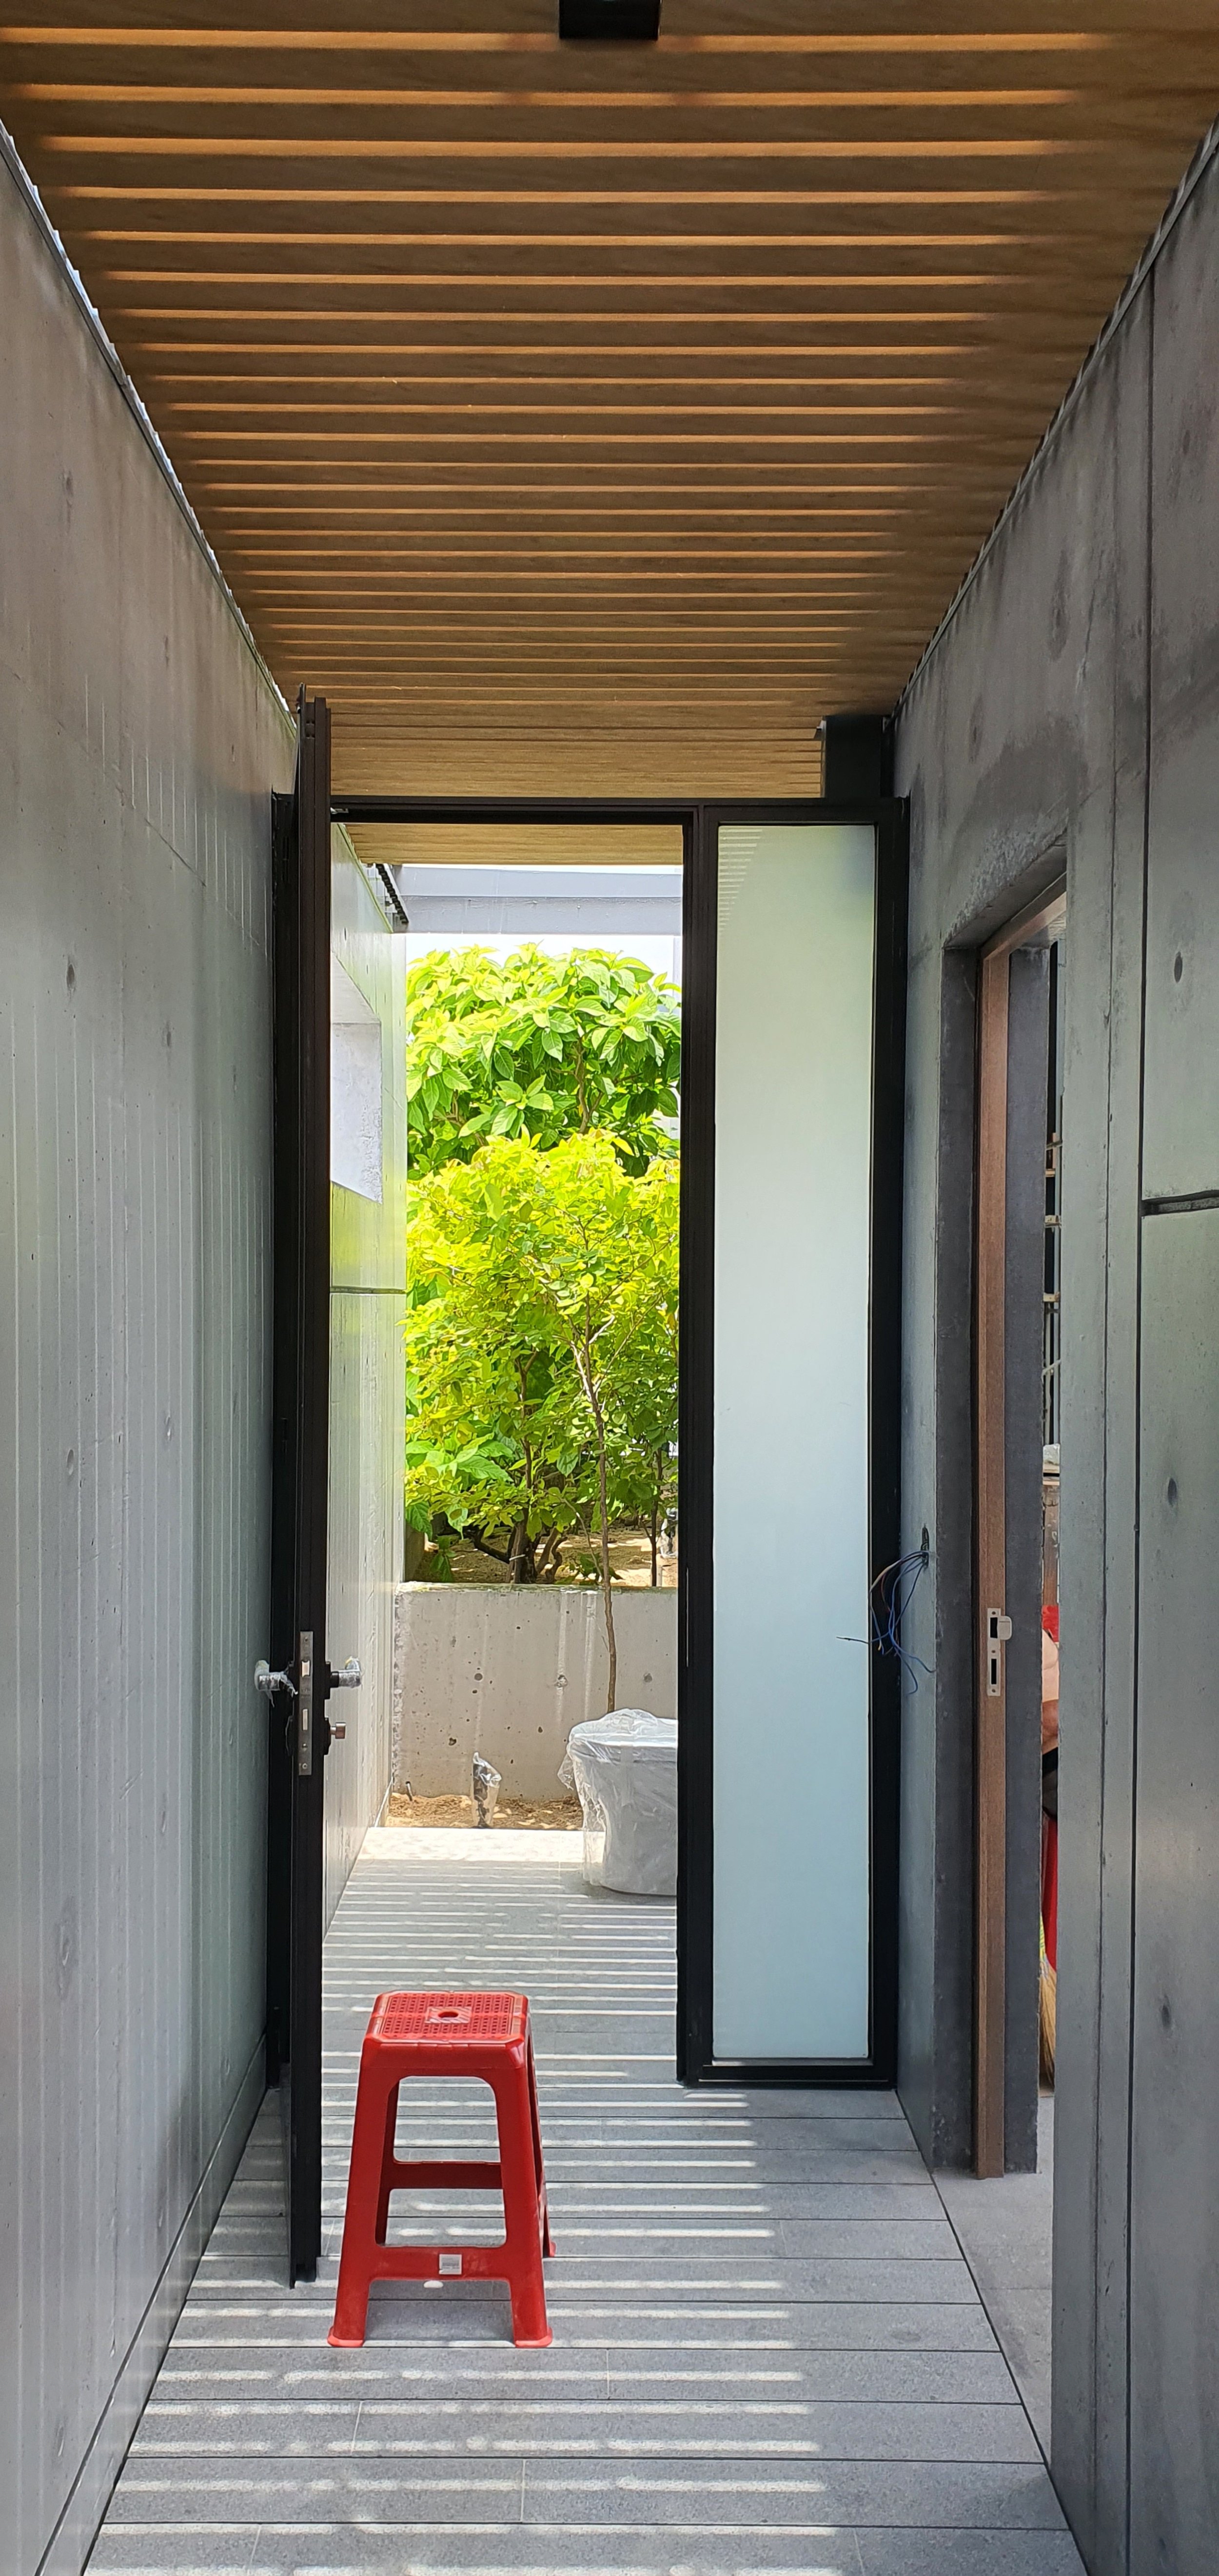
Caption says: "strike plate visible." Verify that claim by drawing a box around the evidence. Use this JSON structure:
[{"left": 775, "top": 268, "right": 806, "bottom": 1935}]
[{"left": 986, "top": 1607, "right": 1013, "bottom": 1698}]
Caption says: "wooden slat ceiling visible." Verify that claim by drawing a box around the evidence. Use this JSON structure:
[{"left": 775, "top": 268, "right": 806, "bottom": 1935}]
[
  {"left": 353, "top": 821, "right": 685, "bottom": 868},
  {"left": 3, "top": 3, "right": 1219, "bottom": 797}
]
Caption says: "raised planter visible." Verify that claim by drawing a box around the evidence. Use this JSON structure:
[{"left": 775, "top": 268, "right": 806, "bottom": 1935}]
[{"left": 392, "top": 1582, "right": 678, "bottom": 1802}]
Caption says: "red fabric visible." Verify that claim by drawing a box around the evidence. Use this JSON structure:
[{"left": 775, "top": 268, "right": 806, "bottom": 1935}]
[
  {"left": 1042, "top": 1815, "right": 1059, "bottom": 1971},
  {"left": 1041, "top": 1603, "right": 1060, "bottom": 1966}
]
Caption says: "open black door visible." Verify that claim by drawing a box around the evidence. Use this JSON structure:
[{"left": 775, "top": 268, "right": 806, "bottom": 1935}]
[{"left": 263, "top": 688, "right": 333, "bottom": 2282}]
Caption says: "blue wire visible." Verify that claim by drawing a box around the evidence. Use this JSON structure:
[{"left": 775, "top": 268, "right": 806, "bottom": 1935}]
[{"left": 867, "top": 1544, "right": 933, "bottom": 1691}]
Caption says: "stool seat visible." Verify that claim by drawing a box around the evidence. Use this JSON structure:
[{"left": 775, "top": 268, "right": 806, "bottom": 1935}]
[
  {"left": 328, "top": 1987, "right": 553, "bottom": 2350},
  {"left": 370, "top": 1989, "right": 529, "bottom": 2046}
]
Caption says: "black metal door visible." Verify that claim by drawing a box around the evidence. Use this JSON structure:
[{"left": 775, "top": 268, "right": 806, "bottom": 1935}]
[{"left": 264, "top": 688, "right": 333, "bottom": 2282}]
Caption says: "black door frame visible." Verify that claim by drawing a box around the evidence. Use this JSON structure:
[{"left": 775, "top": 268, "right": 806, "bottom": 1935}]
[
  {"left": 267, "top": 691, "right": 334, "bottom": 2282},
  {"left": 330, "top": 790, "right": 908, "bottom": 2088}
]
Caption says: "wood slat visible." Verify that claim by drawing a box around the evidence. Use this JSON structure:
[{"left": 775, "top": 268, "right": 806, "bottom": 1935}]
[{"left": 4, "top": 4, "right": 1217, "bottom": 793}]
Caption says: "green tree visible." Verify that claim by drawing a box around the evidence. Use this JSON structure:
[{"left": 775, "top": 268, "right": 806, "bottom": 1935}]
[
  {"left": 405, "top": 1148, "right": 597, "bottom": 1585},
  {"left": 608, "top": 1278, "right": 680, "bottom": 1588},
  {"left": 406, "top": 944, "right": 680, "bottom": 1177},
  {"left": 405, "top": 1134, "right": 680, "bottom": 1707}
]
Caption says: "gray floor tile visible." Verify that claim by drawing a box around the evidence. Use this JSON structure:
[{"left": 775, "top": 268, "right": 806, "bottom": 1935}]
[
  {"left": 104, "top": 2461, "right": 528, "bottom": 2528},
  {"left": 773, "top": 2222, "right": 959, "bottom": 2259},
  {"left": 91, "top": 1832, "right": 1076, "bottom": 2573},
  {"left": 91, "top": 2538, "right": 262, "bottom": 2574},
  {"left": 94, "top": 2529, "right": 871, "bottom": 2575},
  {"left": 103, "top": 2454, "right": 1065, "bottom": 2536},
  {"left": 856, "top": 2537, "right": 1083, "bottom": 2575},
  {"left": 336, "top": 2398, "right": 1040, "bottom": 2461},
  {"left": 520, "top": 2457, "right": 1068, "bottom": 2529},
  {"left": 934, "top": 2096, "right": 1056, "bottom": 2455},
  {"left": 154, "top": 2342, "right": 1015, "bottom": 2406},
  {"left": 189, "top": 2253, "right": 978, "bottom": 2304},
  {"left": 170, "top": 2297, "right": 1002, "bottom": 2355}
]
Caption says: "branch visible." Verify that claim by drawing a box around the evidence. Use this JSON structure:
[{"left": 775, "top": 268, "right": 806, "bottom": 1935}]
[{"left": 466, "top": 1526, "right": 513, "bottom": 1567}]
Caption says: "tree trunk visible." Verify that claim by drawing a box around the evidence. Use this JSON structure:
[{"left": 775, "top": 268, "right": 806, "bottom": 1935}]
[
  {"left": 468, "top": 1526, "right": 513, "bottom": 1572},
  {"left": 582, "top": 1370, "right": 617, "bottom": 1710},
  {"left": 649, "top": 1492, "right": 659, "bottom": 1589},
  {"left": 534, "top": 1528, "right": 562, "bottom": 1584},
  {"left": 571, "top": 1315, "right": 617, "bottom": 1711},
  {"left": 597, "top": 1451, "right": 617, "bottom": 1712},
  {"left": 508, "top": 1521, "right": 536, "bottom": 1585}
]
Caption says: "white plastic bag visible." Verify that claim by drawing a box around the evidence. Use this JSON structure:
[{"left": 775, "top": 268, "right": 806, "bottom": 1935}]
[{"left": 559, "top": 1711, "right": 678, "bottom": 1896}]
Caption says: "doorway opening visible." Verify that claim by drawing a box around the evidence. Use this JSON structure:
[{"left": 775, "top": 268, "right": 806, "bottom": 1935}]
[
  {"left": 268, "top": 726, "right": 907, "bottom": 2283},
  {"left": 382, "top": 817, "right": 685, "bottom": 1831},
  {"left": 937, "top": 876, "right": 1066, "bottom": 2451}
]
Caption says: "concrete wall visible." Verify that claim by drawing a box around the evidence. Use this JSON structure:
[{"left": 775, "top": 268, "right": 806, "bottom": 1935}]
[
  {"left": 0, "top": 150, "right": 292, "bottom": 2574},
  {"left": 895, "top": 136, "right": 1219, "bottom": 2576},
  {"left": 393, "top": 1583, "right": 678, "bottom": 1800},
  {"left": 324, "top": 852, "right": 407, "bottom": 1926}
]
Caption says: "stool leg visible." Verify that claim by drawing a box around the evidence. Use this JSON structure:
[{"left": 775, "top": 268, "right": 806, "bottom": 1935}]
[
  {"left": 329, "top": 2062, "right": 396, "bottom": 2349},
  {"left": 527, "top": 2037, "right": 554, "bottom": 2258},
  {"left": 492, "top": 2057, "right": 552, "bottom": 2349},
  {"left": 375, "top": 2083, "right": 400, "bottom": 2246}
]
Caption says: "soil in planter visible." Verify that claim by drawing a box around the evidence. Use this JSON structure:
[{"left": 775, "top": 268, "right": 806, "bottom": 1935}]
[
  {"left": 419, "top": 1525, "right": 677, "bottom": 1590},
  {"left": 388, "top": 1791, "right": 582, "bottom": 1830}
]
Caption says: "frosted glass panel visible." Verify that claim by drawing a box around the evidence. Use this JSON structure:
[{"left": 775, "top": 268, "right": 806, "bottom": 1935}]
[{"left": 712, "top": 825, "right": 875, "bottom": 2060}]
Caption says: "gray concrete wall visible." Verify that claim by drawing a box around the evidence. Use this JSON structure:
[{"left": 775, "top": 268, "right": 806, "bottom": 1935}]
[
  {"left": 393, "top": 1583, "right": 679, "bottom": 1800},
  {"left": 894, "top": 136, "right": 1219, "bottom": 2576},
  {"left": 0, "top": 149, "right": 292, "bottom": 2575}
]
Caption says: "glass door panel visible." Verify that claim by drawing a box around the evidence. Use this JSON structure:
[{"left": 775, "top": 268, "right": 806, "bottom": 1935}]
[{"left": 710, "top": 822, "right": 877, "bottom": 2064}]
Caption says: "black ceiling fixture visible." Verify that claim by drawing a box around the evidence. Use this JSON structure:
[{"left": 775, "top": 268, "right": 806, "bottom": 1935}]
[{"left": 558, "top": 0, "right": 660, "bottom": 36}]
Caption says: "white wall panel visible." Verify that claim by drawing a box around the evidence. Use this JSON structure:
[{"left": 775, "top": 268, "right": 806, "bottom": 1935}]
[
  {"left": 0, "top": 153, "right": 291, "bottom": 2576},
  {"left": 323, "top": 856, "right": 407, "bottom": 1929}
]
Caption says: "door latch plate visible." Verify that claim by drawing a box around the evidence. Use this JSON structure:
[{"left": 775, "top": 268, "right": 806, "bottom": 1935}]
[{"left": 985, "top": 1608, "right": 1013, "bottom": 1698}]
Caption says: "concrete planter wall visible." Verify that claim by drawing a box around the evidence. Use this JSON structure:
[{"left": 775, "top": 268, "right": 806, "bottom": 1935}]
[{"left": 393, "top": 1582, "right": 678, "bottom": 1801}]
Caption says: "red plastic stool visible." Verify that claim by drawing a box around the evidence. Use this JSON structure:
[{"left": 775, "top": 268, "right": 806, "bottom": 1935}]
[{"left": 328, "top": 1990, "right": 553, "bottom": 2350}]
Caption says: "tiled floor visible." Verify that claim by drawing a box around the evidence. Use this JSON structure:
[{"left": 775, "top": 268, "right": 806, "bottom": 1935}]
[
  {"left": 936, "top": 2096, "right": 1056, "bottom": 2453},
  {"left": 91, "top": 1827, "right": 1083, "bottom": 2576}
]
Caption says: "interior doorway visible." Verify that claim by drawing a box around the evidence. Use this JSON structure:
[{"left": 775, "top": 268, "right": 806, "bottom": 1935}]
[
  {"left": 972, "top": 879, "right": 1067, "bottom": 2179},
  {"left": 933, "top": 879, "right": 1067, "bottom": 2451}
]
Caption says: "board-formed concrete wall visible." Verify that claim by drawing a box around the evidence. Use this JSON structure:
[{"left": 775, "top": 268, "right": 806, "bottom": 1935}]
[
  {"left": 0, "top": 144, "right": 290, "bottom": 2576},
  {"left": 393, "top": 1583, "right": 678, "bottom": 1801},
  {"left": 895, "top": 130, "right": 1219, "bottom": 2576}
]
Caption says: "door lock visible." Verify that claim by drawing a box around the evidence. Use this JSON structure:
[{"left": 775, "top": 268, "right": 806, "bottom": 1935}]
[
  {"left": 985, "top": 1609, "right": 1013, "bottom": 1698},
  {"left": 255, "top": 1659, "right": 297, "bottom": 1701},
  {"left": 322, "top": 1659, "right": 360, "bottom": 1753},
  {"left": 256, "top": 1653, "right": 360, "bottom": 1763}
]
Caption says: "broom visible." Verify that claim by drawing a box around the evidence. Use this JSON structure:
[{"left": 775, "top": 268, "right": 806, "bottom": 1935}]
[{"left": 1039, "top": 1919, "right": 1057, "bottom": 2087}]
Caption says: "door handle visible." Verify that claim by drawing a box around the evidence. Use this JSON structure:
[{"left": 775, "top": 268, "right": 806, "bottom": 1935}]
[{"left": 323, "top": 1658, "right": 360, "bottom": 1749}]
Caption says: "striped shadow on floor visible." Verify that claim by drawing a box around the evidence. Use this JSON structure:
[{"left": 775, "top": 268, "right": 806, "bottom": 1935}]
[{"left": 90, "top": 1826, "right": 1083, "bottom": 2576}]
